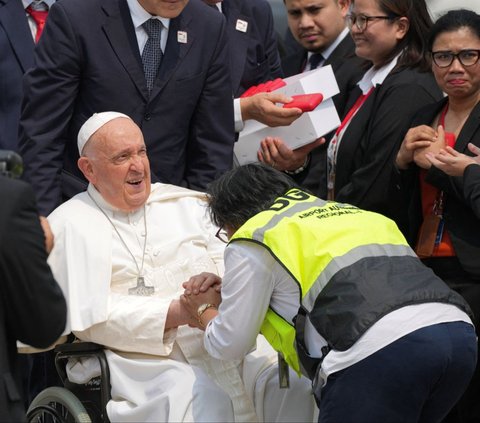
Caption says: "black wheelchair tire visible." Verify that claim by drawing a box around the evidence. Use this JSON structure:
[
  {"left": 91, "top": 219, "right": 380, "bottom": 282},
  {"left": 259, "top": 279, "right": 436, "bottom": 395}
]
[{"left": 27, "top": 386, "right": 92, "bottom": 423}]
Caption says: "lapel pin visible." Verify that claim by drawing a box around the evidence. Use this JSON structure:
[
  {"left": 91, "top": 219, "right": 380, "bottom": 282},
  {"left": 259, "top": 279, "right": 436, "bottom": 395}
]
[
  {"left": 235, "top": 19, "right": 248, "bottom": 33},
  {"left": 177, "top": 31, "right": 187, "bottom": 44}
]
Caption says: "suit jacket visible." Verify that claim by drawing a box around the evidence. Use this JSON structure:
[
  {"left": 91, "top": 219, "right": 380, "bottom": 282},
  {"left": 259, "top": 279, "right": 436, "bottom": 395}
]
[
  {"left": 282, "top": 34, "right": 367, "bottom": 197},
  {"left": 332, "top": 66, "right": 442, "bottom": 217},
  {"left": 0, "top": 177, "right": 66, "bottom": 421},
  {"left": 390, "top": 99, "right": 480, "bottom": 278},
  {"left": 223, "top": 0, "right": 282, "bottom": 97},
  {"left": 464, "top": 163, "right": 480, "bottom": 220},
  {"left": 0, "top": 0, "right": 35, "bottom": 151},
  {"left": 19, "top": 0, "right": 234, "bottom": 215}
]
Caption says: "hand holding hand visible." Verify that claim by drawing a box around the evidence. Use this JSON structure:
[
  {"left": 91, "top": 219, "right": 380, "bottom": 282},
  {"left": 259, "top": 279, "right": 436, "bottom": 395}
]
[
  {"left": 257, "top": 136, "right": 325, "bottom": 172},
  {"left": 413, "top": 125, "right": 448, "bottom": 169},
  {"left": 425, "top": 143, "right": 480, "bottom": 176},
  {"left": 180, "top": 287, "right": 221, "bottom": 329},
  {"left": 240, "top": 92, "right": 303, "bottom": 127},
  {"left": 182, "top": 272, "right": 221, "bottom": 295},
  {"left": 396, "top": 125, "right": 437, "bottom": 169}
]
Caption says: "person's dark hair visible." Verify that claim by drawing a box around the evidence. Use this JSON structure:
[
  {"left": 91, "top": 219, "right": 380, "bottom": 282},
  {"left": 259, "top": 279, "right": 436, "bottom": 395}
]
[
  {"left": 428, "top": 9, "right": 480, "bottom": 52},
  {"left": 370, "top": 0, "right": 433, "bottom": 70},
  {"left": 207, "top": 164, "right": 299, "bottom": 230}
]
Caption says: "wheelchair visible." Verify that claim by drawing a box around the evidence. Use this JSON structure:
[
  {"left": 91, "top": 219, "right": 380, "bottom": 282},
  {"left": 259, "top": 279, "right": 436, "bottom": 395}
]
[{"left": 26, "top": 342, "right": 111, "bottom": 423}]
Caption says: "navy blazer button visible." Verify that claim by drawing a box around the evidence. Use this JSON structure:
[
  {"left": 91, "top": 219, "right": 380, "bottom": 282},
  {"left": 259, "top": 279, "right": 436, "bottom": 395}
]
[{"left": 144, "top": 113, "right": 151, "bottom": 121}]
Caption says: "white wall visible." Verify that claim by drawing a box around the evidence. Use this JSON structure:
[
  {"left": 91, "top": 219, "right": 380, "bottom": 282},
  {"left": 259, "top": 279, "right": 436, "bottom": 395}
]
[{"left": 426, "top": 0, "right": 480, "bottom": 19}]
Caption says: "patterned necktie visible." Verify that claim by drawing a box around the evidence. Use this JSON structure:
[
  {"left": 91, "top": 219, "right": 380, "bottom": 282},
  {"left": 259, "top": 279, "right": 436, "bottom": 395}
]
[
  {"left": 26, "top": 1, "right": 49, "bottom": 43},
  {"left": 142, "top": 19, "right": 163, "bottom": 95},
  {"left": 308, "top": 53, "right": 324, "bottom": 70}
]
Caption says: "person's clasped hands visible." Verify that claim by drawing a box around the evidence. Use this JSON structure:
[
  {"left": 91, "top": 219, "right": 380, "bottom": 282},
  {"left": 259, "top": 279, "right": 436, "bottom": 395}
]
[
  {"left": 181, "top": 272, "right": 222, "bottom": 329},
  {"left": 396, "top": 124, "right": 449, "bottom": 170}
]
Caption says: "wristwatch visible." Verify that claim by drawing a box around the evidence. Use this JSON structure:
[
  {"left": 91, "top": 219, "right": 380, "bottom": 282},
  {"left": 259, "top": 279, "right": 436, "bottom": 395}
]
[
  {"left": 197, "top": 303, "right": 218, "bottom": 318},
  {"left": 284, "top": 154, "right": 310, "bottom": 175}
]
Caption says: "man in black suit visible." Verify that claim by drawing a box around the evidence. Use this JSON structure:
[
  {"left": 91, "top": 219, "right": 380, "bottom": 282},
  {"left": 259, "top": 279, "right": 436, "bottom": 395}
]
[
  {"left": 0, "top": 0, "right": 55, "bottom": 151},
  {"left": 0, "top": 175, "right": 66, "bottom": 421},
  {"left": 274, "top": 0, "right": 367, "bottom": 196},
  {"left": 19, "top": 0, "right": 234, "bottom": 216}
]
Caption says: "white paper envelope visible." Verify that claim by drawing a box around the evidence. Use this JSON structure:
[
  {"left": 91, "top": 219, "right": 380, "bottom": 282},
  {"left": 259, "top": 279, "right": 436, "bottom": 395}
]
[{"left": 235, "top": 65, "right": 341, "bottom": 165}]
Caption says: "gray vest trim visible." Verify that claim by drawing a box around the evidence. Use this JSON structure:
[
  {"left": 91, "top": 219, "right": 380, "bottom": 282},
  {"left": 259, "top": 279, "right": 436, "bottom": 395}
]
[
  {"left": 307, "top": 254, "right": 472, "bottom": 351},
  {"left": 251, "top": 197, "right": 328, "bottom": 242},
  {"left": 302, "top": 243, "right": 417, "bottom": 312}
]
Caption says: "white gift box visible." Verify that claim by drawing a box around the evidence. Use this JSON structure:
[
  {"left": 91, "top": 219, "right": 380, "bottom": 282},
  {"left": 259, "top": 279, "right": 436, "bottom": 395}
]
[{"left": 234, "top": 65, "right": 341, "bottom": 165}]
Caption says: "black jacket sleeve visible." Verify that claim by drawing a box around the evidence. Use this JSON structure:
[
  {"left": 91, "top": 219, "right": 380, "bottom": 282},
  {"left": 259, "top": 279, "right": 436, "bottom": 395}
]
[{"left": 0, "top": 178, "right": 66, "bottom": 348}]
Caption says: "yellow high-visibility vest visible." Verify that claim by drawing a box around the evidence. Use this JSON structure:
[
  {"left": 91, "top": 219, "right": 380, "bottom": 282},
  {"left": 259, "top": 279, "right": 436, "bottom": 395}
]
[{"left": 230, "top": 189, "right": 470, "bottom": 374}]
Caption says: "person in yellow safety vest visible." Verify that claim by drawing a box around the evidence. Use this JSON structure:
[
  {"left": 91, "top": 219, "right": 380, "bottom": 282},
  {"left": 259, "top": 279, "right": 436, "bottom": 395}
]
[{"left": 181, "top": 163, "right": 477, "bottom": 423}]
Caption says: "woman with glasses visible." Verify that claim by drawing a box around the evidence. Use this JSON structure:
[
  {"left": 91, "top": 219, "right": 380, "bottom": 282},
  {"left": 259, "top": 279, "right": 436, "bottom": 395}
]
[
  {"left": 393, "top": 9, "right": 480, "bottom": 423},
  {"left": 258, "top": 0, "right": 441, "bottom": 218}
]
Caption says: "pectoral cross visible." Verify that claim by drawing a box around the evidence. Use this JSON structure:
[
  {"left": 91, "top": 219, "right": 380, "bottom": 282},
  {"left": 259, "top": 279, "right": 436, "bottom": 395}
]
[{"left": 128, "top": 276, "right": 155, "bottom": 296}]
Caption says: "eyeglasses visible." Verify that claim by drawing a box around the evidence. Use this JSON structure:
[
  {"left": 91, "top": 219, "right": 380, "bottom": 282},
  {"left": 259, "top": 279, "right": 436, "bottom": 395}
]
[
  {"left": 215, "top": 227, "right": 229, "bottom": 243},
  {"left": 346, "top": 13, "right": 395, "bottom": 32},
  {"left": 431, "top": 49, "right": 480, "bottom": 68}
]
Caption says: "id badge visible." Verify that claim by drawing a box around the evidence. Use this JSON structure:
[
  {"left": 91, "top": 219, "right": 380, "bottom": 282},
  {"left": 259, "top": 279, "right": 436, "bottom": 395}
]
[{"left": 434, "top": 219, "right": 445, "bottom": 247}]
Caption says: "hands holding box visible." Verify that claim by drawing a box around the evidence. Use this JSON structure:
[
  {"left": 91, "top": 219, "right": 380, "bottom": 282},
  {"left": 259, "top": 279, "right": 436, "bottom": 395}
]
[{"left": 235, "top": 66, "right": 341, "bottom": 165}]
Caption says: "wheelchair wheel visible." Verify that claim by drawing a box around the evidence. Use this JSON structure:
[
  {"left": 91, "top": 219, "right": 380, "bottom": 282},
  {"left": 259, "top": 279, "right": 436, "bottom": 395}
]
[{"left": 27, "top": 386, "right": 92, "bottom": 423}]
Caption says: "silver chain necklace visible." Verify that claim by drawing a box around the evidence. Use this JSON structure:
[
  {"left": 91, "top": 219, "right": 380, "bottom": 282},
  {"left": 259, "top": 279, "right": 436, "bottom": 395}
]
[{"left": 88, "top": 192, "right": 155, "bottom": 296}]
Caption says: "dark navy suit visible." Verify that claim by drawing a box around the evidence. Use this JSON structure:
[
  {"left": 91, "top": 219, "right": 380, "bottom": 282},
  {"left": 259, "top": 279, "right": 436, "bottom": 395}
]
[
  {"left": 0, "top": 0, "right": 35, "bottom": 151},
  {"left": 222, "top": 0, "right": 282, "bottom": 97},
  {"left": 19, "top": 0, "right": 234, "bottom": 215}
]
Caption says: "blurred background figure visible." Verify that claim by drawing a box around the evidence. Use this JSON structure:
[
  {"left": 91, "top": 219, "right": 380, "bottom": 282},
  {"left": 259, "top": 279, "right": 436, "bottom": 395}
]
[
  {"left": 393, "top": 9, "right": 480, "bottom": 422},
  {"left": 0, "top": 151, "right": 66, "bottom": 421}
]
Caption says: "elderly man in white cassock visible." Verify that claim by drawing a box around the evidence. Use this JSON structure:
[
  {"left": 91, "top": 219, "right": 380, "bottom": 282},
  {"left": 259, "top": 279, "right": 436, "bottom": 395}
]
[{"left": 46, "top": 112, "right": 317, "bottom": 422}]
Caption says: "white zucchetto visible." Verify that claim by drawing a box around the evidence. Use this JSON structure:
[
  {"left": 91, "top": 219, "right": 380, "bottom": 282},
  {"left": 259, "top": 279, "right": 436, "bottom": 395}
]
[{"left": 77, "top": 111, "right": 131, "bottom": 155}]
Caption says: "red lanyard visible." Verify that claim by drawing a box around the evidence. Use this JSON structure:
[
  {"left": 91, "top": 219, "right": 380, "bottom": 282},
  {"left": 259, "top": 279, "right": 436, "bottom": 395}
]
[{"left": 335, "top": 87, "right": 375, "bottom": 136}]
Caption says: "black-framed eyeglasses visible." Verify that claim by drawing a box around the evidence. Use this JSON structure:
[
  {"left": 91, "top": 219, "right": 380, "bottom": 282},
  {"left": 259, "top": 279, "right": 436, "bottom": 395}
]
[
  {"left": 431, "top": 49, "right": 480, "bottom": 68},
  {"left": 215, "top": 227, "right": 229, "bottom": 243},
  {"left": 346, "top": 13, "right": 395, "bottom": 32}
]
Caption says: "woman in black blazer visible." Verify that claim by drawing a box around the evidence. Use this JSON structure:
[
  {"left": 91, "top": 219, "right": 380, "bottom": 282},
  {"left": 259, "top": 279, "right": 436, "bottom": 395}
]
[
  {"left": 259, "top": 0, "right": 442, "bottom": 218},
  {"left": 392, "top": 10, "right": 480, "bottom": 422}
]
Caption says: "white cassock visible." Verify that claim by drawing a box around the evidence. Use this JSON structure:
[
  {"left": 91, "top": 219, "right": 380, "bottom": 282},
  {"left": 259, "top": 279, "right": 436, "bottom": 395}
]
[{"left": 47, "top": 183, "right": 316, "bottom": 422}]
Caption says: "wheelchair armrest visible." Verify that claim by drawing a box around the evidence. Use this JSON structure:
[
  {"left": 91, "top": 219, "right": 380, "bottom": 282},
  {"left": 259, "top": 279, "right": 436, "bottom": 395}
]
[{"left": 54, "top": 341, "right": 104, "bottom": 354}]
